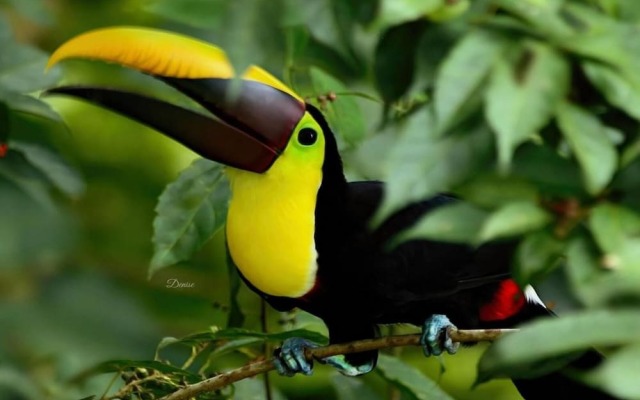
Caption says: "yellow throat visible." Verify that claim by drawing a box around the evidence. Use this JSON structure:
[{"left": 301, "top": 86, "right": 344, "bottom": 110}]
[{"left": 225, "top": 112, "right": 325, "bottom": 298}]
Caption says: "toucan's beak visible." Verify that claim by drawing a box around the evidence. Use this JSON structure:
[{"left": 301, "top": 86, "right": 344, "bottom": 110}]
[{"left": 45, "top": 27, "right": 305, "bottom": 173}]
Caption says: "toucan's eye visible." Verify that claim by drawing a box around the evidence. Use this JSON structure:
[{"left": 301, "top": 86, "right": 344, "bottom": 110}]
[{"left": 297, "top": 128, "right": 318, "bottom": 146}]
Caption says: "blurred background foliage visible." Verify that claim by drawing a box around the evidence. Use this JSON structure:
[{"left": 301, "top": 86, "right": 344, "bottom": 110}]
[{"left": 2, "top": 0, "right": 640, "bottom": 399}]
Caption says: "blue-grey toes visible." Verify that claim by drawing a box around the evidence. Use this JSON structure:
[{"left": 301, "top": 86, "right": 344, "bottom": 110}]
[
  {"left": 421, "top": 314, "right": 459, "bottom": 357},
  {"left": 273, "top": 337, "right": 319, "bottom": 376},
  {"left": 322, "top": 355, "right": 375, "bottom": 377}
]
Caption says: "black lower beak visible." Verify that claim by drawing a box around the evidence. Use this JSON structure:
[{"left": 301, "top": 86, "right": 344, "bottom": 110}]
[{"left": 46, "top": 86, "right": 280, "bottom": 173}]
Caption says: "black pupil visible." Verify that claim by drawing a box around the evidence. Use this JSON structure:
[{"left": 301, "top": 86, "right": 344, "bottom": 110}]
[{"left": 298, "top": 128, "right": 318, "bottom": 146}]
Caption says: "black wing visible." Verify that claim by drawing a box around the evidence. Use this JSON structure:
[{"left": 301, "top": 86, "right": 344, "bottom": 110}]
[{"left": 340, "top": 181, "right": 516, "bottom": 325}]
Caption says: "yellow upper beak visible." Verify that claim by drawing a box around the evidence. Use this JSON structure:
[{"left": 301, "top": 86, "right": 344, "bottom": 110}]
[{"left": 48, "top": 26, "right": 302, "bottom": 102}]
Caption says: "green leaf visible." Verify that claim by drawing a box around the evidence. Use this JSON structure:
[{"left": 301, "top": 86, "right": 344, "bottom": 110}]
[
  {"left": 0, "top": 367, "right": 41, "bottom": 400},
  {"left": 558, "top": 4, "right": 640, "bottom": 78},
  {"left": 234, "top": 378, "right": 287, "bottom": 400},
  {"left": 434, "top": 30, "right": 507, "bottom": 134},
  {"left": 396, "top": 201, "right": 489, "bottom": 244},
  {"left": 6, "top": 0, "right": 53, "bottom": 25},
  {"left": 612, "top": 156, "right": 640, "bottom": 211},
  {"left": 283, "top": 8, "right": 364, "bottom": 81},
  {"left": 497, "top": 0, "right": 640, "bottom": 93},
  {"left": 71, "top": 360, "right": 201, "bottom": 384},
  {"left": 0, "top": 90, "right": 61, "bottom": 122},
  {"left": 556, "top": 101, "right": 617, "bottom": 195},
  {"left": 379, "top": 109, "right": 493, "bottom": 222},
  {"left": 222, "top": 327, "right": 329, "bottom": 344},
  {"left": 492, "top": 0, "right": 571, "bottom": 39},
  {"left": 309, "top": 67, "right": 365, "bottom": 145},
  {"left": 566, "top": 235, "right": 640, "bottom": 307},
  {"left": 512, "top": 144, "right": 584, "bottom": 197},
  {"left": 456, "top": 174, "right": 538, "bottom": 208},
  {"left": 12, "top": 141, "right": 85, "bottom": 198},
  {"left": 591, "top": 0, "right": 618, "bottom": 17},
  {"left": 585, "top": 343, "right": 640, "bottom": 399},
  {"left": 343, "top": 130, "right": 396, "bottom": 179},
  {"left": 144, "top": 0, "right": 227, "bottom": 28},
  {"left": 343, "top": 0, "right": 379, "bottom": 25},
  {"left": 285, "top": 0, "right": 359, "bottom": 67},
  {"left": 0, "top": 180, "right": 74, "bottom": 266},
  {"left": 479, "top": 201, "right": 551, "bottom": 242},
  {"left": 374, "top": 20, "right": 427, "bottom": 103},
  {"left": 413, "top": 22, "right": 463, "bottom": 91},
  {"left": 589, "top": 203, "right": 640, "bottom": 254},
  {"left": 427, "top": 0, "right": 471, "bottom": 22},
  {"left": 478, "top": 309, "right": 640, "bottom": 382},
  {"left": 618, "top": 0, "right": 640, "bottom": 23},
  {"left": 621, "top": 135, "right": 640, "bottom": 168},
  {"left": 223, "top": 0, "right": 285, "bottom": 73},
  {"left": 150, "top": 159, "right": 230, "bottom": 276},
  {"left": 485, "top": 41, "right": 569, "bottom": 169},
  {"left": 156, "top": 336, "right": 181, "bottom": 351},
  {"left": 583, "top": 61, "right": 640, "bottom": 120},
  {"left": 584, "top": 204, "right": 640, "bottom": 304},
  {"left": 0, "top": 35, "right": 60, "bottom": 93},
  {"left": 159, "top": 331, "right": 257, "bottom": 364},
  {"left": 0, "top": 102, "right": 9, "bottom": 141},
  {"left": 603, "top": 126, "right": 625, "bottom": 145},
  {"left": 147, "top": 0, "right": 285, "bottom": 74},
  {"left": 377, "top": 354, "right": 454, "bottom": 400},
  {"left": 157, "top": 328, "right": 328, "bottom": 349},
  {"left": 0, "top": 150, "right": 56, "bottom": 210},
  {"left": 286, "top": 31, "right": 362, "bottom": 81},
  {"left": 0, "top": 16, "right": 10, "bottom": 41},
  {"left": 210, "top": 337, "right": 263, "bottom": 358},
  {"left": 376, "top": 0, "right": 443, "bottom": 29},
  {"left": 331, "top": 374, "right": 383, "bottom": 400},
  {"left": 514, "top": 230, "right": 565, "bottom": 285},
  {"left": 285, "top": 25, "right": 310, "bottom": 64}
]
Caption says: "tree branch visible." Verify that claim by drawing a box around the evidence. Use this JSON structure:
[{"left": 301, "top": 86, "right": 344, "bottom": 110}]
[{"left": 159, "top": 328, "right": 516, "bottom": 400}]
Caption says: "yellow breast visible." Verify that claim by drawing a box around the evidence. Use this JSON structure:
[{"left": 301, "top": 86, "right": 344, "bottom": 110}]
[{"left": 225, "top": 153, "right": 322, "bottom": 298}]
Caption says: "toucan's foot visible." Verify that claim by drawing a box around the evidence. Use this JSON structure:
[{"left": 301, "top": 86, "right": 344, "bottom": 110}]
[
  {"left": 273, "top": 338, "right": 375, "bottom": 377},
  {"left": 421, "top": 314, "right": 459, "bottom": 357},
  {"left": 273, "top": 337, "right": 318, "bottom": 376},
  {"left": 321, "top": 355, "right": 375, "bottom": 377}
]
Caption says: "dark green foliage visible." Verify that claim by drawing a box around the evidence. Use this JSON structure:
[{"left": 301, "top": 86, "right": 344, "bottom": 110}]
[
  {"left": 376, "top": 354, "right": 454, "bottom": 400},
  {"left": 478, "top": 309, "right": 640, "bottom": 381},
  {"left": 374, "top": 20, "right": 427, "bottom": 104}
]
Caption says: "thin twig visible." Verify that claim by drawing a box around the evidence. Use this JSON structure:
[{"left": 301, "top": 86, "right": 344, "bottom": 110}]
[
  {"left": 260, "top": 299, "right": 273, "bottom": 400},
  {"left": 159, "top": 328, "right": 516, "bottom": 400},
  {"left": 108, "top": 371, "right": 172, "bottom": 400}
]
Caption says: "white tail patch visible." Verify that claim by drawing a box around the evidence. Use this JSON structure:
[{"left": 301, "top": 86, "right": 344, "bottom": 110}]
[{"left": 524, "top": 285, "right": 546, "bottom": 308}]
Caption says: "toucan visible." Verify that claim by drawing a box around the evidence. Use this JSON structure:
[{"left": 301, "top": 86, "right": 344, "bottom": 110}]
[{"left": 47, "top": 27, "right": 613, "bottom": 399}]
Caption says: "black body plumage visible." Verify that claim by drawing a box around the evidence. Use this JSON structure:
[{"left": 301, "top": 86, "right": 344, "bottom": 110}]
[{"left": 239, "top": 105, "right": 614, "bottom": 399}]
